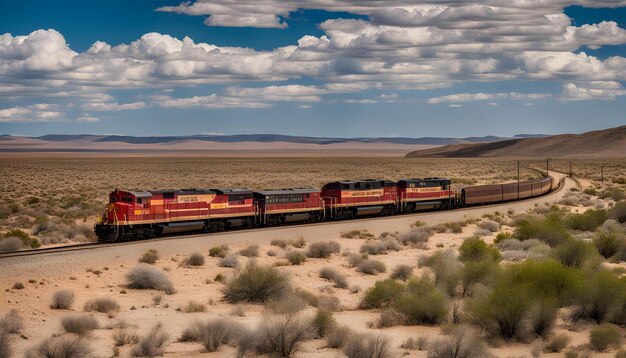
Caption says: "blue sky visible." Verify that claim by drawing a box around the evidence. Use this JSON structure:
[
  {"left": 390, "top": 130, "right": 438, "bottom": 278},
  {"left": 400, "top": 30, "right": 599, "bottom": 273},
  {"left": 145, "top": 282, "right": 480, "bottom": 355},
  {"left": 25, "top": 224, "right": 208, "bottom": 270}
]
[{"left": 0, "top": 0, "right": 625, "bottom": 137}]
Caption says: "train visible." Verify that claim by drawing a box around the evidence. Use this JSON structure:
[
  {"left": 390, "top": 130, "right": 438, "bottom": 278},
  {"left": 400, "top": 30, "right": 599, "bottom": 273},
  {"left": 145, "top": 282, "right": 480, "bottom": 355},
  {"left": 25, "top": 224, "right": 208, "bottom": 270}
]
[{"left": 94, "top": 176, "right": 553, "bottom": 242}]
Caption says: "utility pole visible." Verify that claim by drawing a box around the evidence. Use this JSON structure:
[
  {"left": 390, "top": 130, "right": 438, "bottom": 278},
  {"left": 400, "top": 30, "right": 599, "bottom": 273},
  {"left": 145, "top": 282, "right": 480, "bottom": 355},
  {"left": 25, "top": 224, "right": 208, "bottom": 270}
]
[
  {"left": 517, "top": 160, "right": 520, "bottom": 200},
  {"left": 546, "top": 158, "right": 549, "bottom": 177},
  {"left": 569, "top": 161, "right": 572, "bottom": 178},
  {"left": 601, "top": 165, "right": 604, "bottom": 185}
]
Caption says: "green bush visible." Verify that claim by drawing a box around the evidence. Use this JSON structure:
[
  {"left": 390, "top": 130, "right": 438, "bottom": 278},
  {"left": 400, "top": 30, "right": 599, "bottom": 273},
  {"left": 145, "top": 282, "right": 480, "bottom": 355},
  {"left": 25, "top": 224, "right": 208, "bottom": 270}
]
[
  {"left": 611, "top": 201, "right": 626, "bottom": 223},
  {"left": 593, "top": 233, "right": 624, "bottom": 259},
  {"left": 460, "top": 260, "right": 500, "bottom": 297},
  {"left": 494, "top": 231, "right": 512, "bottom": 244},
  {"left": 209, "top": 245, "right": 229, "bottom": 258},
  {"left": 571, "top": 270, "right": 626, "bottom": 323},
  {"left": 286, "top": 250, "right": 307, "bottom": 265},
  {"left": 420, "top": 250, "right": 462, "bottom": 295},
  {"left": 544, "top": 333, "right": 570, "bottom": 353},
  {"left": 565, "top": 209, "right": 608, "bottom": 231},
  {"left": 459, "top": 237, "right": 501, "bottom": 263},
  {"left": 362, "top": 279, "right": 404, "bottom": 308},
  {"left": 507, "top": 259, "right": 583, "bottom": 304},
  {"left": 589, "top": 324, "right": 622, "bottom": 352},
  {"left": 139, "top": 249, "right": 159, "bottom": 264},
  {"left": 513, "top": 215, "right": 571, "bottom": 247},
  {"left": 393, "top": 275, "right": 449, "bottom": 325},
  {"left": 467, "top": 279, "right": 531, "bottom": 339},
  {"left": 223, "top": 261, "right": 291, "bottom": 303},
  {"left": 311, "top": 309, "right": 336, "bottom": 338},
  {"left": 551, "top": 240, "right": 598, "bottom": 268},
  {"left": 3, "top": 229, "right": 40, "bottom": 248}
]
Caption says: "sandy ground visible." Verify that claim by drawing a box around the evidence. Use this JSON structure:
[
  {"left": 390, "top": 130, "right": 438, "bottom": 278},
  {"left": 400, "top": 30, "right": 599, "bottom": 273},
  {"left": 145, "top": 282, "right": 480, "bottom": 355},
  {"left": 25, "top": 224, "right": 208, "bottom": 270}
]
[{"left": 1, "top": 173, "right": 616, "bottom": 357}]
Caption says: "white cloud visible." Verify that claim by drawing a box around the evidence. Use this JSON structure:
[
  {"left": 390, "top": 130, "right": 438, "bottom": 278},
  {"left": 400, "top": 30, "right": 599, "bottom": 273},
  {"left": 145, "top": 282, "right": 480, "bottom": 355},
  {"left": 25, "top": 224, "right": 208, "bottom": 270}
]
[
  {"left": 80, "top": 102, "right": 148, "bottom": 111},
  {"left": 429, "top": 92, "right": 551, "bottom": 104},
  {"left": 76, "top": 115, "right": 100, "bottom": 123},
  {"left": 156, "top": 94, "right": 271, "bottom": 109},
  {"left": 298, "top": 104, "right": 313, "bottom": 109},
  {"left": 561, "top": 81, "right": 626, "bottom": 101},
  {"left": 0, "top": 104, "right": 66, "bottom": 122}
]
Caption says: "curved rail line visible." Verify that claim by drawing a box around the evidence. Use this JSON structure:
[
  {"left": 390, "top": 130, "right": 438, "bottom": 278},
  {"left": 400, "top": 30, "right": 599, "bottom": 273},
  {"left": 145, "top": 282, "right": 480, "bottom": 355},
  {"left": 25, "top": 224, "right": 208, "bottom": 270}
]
[{"left": 0, "top": 175, "right": 568, "bottom": 259}]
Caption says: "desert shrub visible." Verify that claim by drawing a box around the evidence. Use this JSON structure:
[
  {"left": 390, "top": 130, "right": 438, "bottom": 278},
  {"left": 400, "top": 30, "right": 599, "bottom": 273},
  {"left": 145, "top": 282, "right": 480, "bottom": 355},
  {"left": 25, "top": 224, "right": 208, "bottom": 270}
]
[
  {"left": 0, "top": 330, "right": 11, "bottom": 358},
  {"left": 347, "top": 253, "right": 367, "bottom": 267},
  {"left": 246, "top": 314, "right": 315, "bottom": 357},
  {"left": 341, "top": 230, "right": 375, "bottom": 240},
  {"left": 467, "top": 280, "right": 531, "bottom": 339},
  {"left": 319, "top": 267, "right": 348, "bottom": 289},
  {"left": 398, "top": 227, "right": 433, "bottom": 246},
  {"left": 357, "top": 259, "right": 386, "bottom": 275},
  {"left": 290, "top": 236, "right": 306, "bottom": 248},
  {"left": 29, "top": 335, "right": 92, "bottom": 358},
  {"left": 218, "top": 253, "right": 240, "bottom": 268},
  {"left": 2, "top": 229, "right": 39, "bottom": 248},
  {"left": 551, "top": 240, "right": 598, "bottom": 268},
  {"left": 294, "top": 288, "right": 318, "bottom": 307},
  {"left": 51, "top": 289, "right": 75, "bottom": 309},
  {"left": 239, "top": 245, "right": 260, "bottom": 257},
  {"left": 126, "top": 264, "right": 175, "bottom": 294},
  {"left": 571, "top": 269, "right": 625, "bottom": 323},
  {"left": 0, "top": 237, "right": 22, "bottom": 252},
  {"left": 390, "top": 264, "right": 413, "bottom": 281},
  {"left": 223, "top": 261, "right": 291, "bottom": 303},
  {"left": 183, "top": 252, "right": 205, "bottom": 266},
  {"left": 113, "top": 329, "right": 140, "bottom": 346},
  {"left": 325, "top": 325, "right": 353, "bottom": 349},
  {"left": 61, "top": 315, "right": 99, "bottom": 335},
  {"left": 376, "top": 308, "right": 403, "bottom": 328},
  {"left": 318, "top": 294, "right": 341, "bottom": 312},
  {"left": 593, "top": 233, "right": 624, "bottom": 259},
  {"left": 311, "top": 309, "right": 336, "bottom": 338},
  {"left": 139, "top": 249, "right": 159, "bottom": 264},
  {"left": 420, "top": 250, "right": 462, "bottom": 295},
  {"left": 527, "top": 298, "right": 559, "bottom": 338},
  {"left": 393, "top": 275, "right": 449, "bottom": 325},
  {"left": 460, "top": 260, "right": 500, "bottom": 297},
  {"left": 286, "top": 250, "right": 306, "bottom": 265},
  {"left": 459, "top": 237, "right": 501, "bottom": 263},
  {"left": 400, "top": 336, "right": 429, "bottom": 351},
  {"left": 427, "top": 327, "right": 487, "bottom": 358},
  {"left": 83, "top": 297, "right": 120, "bottom": 315},
  {"left": 508, "top": 259, "right": 583, "bottom": 304},
  {"left": 473, "top": 228, "right": 492, "bottom": 237},
  {"left": 342, "top": 332, "right": 391, "bottom": 358},
  {"left": 180, "top": 301, "right": 206, "bottom": 313},
  {"left": 181, "top": 318, "right": 242, "bottom": 352},
  {"left": 494, "top": 231, "right": 512, "bottom": 244},
  {"left": 566, "top": 209, "right": 608, "bottom": 231},
  {"left": 271, "top": 239, "right": 287, "bottom": 248},
  {"left": 307, "top": 241, "right": 340, "bottom": 258},
  {"left": 544, "top": 333, "right": 570, "bottom": 353},
  {"left": 589, "top": 324, "right": 622, "bottom": 352},
  {"left": 360, "top": 237, "right": 401, "bottom": 255},
  {"left": 12, "top": 282, "right": 24, "bottom": 290},
  {"left": 610, "top": 201, "right": 626, "bottom": 223},
  {"left": 480, "top": 220, "right": 501, "bottom": 233},
  {"left": 513, "top": 215, "right": 571, "bottom": 247},
  {"left": 131, "top": 324, "right": 169, "bottom": 357},
  {"left": 0, "top": 310, "right": 22, "bottom": 334},
  {"left": 264, "top": 294, "right": 308, "bottom": 315},
  {"left": 209, "top": 245, "right": 229, "bottom": 258},
  {"left": 362, "top": 279, "right": 404, "bottom": 308}
]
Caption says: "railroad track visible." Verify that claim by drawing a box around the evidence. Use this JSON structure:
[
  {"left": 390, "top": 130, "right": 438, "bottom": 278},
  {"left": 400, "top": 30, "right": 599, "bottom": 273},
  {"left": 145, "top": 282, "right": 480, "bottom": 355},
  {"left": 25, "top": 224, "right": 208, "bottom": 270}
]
[{"left": 0, "top": 174, "right": 569, "bottom": 259}]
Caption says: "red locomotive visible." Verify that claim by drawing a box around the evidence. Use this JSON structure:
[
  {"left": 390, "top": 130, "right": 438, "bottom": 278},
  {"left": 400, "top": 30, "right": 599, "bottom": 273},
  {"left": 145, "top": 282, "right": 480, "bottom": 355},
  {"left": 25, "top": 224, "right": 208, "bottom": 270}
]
[{"left": 95, "top": 176, "right": 553, "bottom": 242}]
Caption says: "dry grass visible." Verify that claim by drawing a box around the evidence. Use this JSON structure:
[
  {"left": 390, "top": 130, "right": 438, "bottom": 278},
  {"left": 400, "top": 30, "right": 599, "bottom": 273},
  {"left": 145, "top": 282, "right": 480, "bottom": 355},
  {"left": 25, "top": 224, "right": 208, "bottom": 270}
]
[
  {"left": 60, "top": 315, "right": 99, "bottom": 335},
  {"left": 50, "top": 289, "right": 75, "bottom": 309}
]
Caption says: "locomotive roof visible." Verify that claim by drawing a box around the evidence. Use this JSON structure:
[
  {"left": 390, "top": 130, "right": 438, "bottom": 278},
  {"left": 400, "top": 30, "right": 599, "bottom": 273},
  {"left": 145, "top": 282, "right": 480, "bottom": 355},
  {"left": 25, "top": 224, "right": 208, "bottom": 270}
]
[
  {"left": 399, "top": 177, "right": 451, "bottom": 183},
  {"left": 126, "top": 190, "right": 153, "bottom": 198},
  {"left": 334, "top": 179, "right": 395, "bottom": 185},
  {"left": 212, "top": 188, "right": 253, "bottom": 195},
  {"left": 255, "top": 188, "right": 319, "bottom": 196}
]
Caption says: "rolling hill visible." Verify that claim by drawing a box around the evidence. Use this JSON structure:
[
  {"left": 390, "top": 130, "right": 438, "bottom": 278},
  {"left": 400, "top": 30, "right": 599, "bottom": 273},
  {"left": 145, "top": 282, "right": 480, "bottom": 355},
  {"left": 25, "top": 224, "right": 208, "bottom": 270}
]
[{"left": 405, "top": 126, "right": 626, "bottom": 158}]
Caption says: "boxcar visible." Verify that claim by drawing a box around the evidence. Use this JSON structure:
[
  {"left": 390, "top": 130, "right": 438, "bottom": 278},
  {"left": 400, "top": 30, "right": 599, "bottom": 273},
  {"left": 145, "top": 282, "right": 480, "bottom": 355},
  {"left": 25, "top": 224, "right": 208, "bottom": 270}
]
[
  {"left": 461, "top": 177, "right": 552, "bottom": 206},
  {"left": 254, "top": 188, "right": 323, "bottom": 225}
]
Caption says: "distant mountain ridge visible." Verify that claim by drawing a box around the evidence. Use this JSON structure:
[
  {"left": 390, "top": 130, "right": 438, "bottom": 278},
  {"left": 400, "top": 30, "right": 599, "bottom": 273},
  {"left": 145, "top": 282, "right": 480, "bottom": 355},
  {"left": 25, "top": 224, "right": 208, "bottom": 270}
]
[
  {"left": 405, "top": 125, "right": 626, "bottom": 158},
  {"left": 1, "top": 133, "right": 540, "bottom": 145}
]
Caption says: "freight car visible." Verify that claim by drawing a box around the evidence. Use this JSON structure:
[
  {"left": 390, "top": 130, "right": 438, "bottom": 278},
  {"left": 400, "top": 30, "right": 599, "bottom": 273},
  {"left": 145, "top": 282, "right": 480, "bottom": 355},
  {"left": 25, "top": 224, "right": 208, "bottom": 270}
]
[{"left": 95, "top": 176, "right": 553, "bottom": 242}]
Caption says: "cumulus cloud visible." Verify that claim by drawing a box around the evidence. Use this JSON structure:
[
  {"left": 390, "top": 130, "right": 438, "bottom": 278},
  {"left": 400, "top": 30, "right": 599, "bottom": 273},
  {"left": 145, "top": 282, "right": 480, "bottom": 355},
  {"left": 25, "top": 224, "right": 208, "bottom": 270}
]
[
  {"left": 1, "top": 1, "right": 626, "bottom": 114},
  {"left": 76, "top": 115, "right": 100, "bottom": 122},
  {"left": 80, "top": 102, "right": 148, "bottom": 111},
  {"left": 0, "top": 104, "right": 65, "bottom": 122},
  {"left": 561, "top": 81, "right": 626, "bottom": 101},
  {"left": 428, "top": 92, "right": 551, "bottom": 104}
]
